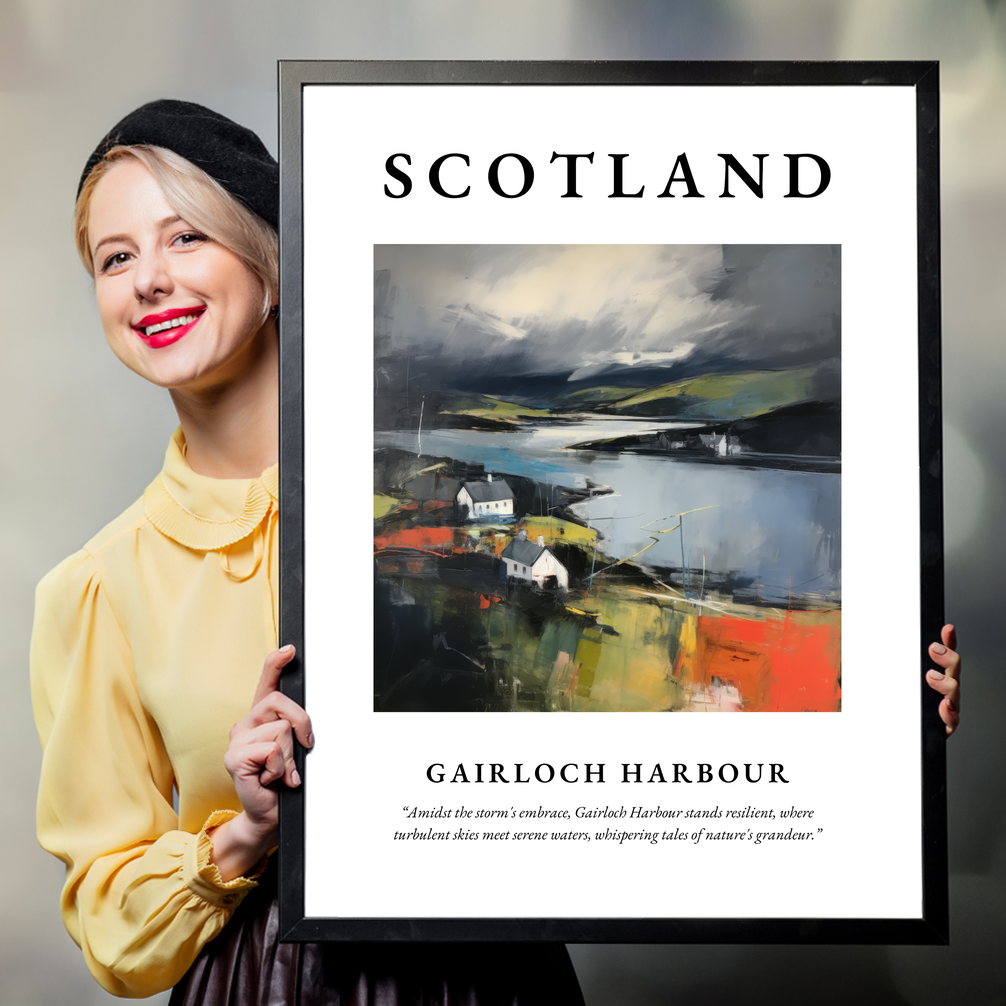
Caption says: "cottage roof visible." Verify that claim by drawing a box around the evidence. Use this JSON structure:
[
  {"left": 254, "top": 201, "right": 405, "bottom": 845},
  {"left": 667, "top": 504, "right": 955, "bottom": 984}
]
[
  {"left": 459, "top": 478, "right": 513, "bottom": 504},
  {"left": 501, "top": 538, "right": 547, "bottom": 565}
]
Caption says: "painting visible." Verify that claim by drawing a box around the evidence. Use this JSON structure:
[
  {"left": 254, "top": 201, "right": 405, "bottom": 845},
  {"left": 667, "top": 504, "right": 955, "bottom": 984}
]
[{"left": 373, "top": 244, "right": 841, "bottom": 713}]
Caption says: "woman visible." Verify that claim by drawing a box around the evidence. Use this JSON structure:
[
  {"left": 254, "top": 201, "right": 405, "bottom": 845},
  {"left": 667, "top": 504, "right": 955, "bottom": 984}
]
[{"left": 31, "top": 100, "right": 585, "bottom": 1003}]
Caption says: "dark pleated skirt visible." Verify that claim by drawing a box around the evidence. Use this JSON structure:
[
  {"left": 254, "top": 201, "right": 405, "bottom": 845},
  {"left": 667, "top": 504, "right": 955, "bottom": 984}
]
[{"left": 169, "top": 869, "right": 584, "bottom": 1006}]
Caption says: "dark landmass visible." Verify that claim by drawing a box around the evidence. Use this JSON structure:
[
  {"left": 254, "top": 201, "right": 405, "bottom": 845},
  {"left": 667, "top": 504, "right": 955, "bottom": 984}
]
[{"left": 565, "top": 401, "right": 840, "bottom": 473}]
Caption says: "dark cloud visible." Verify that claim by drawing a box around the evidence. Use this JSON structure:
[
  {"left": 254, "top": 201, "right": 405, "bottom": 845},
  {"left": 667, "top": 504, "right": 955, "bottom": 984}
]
[{"left": 375, "top": 244, "right": 840, "bottom": 388}]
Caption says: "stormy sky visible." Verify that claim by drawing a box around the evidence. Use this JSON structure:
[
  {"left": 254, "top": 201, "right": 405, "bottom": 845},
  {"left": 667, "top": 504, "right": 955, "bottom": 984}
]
[{"left": 374, "top": 244, "right": 841, "bottom": 392}]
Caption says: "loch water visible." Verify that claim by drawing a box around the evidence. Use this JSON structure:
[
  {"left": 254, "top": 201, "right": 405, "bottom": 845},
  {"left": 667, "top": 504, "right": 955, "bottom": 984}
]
[{"left": 375, "top": 415, "right": 840, "bottom": 605}]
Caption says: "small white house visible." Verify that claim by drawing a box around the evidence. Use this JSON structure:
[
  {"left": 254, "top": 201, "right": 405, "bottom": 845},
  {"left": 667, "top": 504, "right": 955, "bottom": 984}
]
[
  {"left": 500, "top": 532, "right": 569, "bottom": 590},
  {"left": 456, "top": 474, "right": 514, "bottom": 519}
]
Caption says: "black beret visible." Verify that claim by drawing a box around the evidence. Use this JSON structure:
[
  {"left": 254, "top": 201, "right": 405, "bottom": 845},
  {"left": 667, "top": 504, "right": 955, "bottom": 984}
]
[{"left": 78, "top": 99, "right": 278, "bottom": 228}]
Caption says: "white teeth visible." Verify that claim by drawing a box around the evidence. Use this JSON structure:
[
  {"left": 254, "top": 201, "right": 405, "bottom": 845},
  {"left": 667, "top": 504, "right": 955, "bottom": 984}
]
[{"left": 142, "top": 313, "right": 199, "bottom": 337}]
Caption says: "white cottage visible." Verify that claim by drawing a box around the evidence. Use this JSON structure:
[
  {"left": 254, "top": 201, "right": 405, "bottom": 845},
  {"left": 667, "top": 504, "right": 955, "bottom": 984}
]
[
  {"left": 456, "top": 474, "right": 514, "bottom": 519},
  {"left": 500, "top": 532, "right": 569, "bottom": 590}
]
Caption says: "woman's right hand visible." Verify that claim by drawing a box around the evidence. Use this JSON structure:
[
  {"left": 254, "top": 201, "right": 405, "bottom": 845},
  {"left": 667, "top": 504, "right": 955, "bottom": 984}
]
[
  {"left": 926, "top": 624, "right": 961, "bottom": 737},
  {"left": 209, "top": 645, "right": 314, "bottom": 881}
]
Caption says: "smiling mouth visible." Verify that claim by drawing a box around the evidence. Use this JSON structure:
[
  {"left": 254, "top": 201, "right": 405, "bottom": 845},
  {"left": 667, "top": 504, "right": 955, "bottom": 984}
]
[
  {"left": 134, "top": 307, "right": 206, "bottom": 338},
  {"left": 142, "top": 313, "right": 199, "bottom": 337}
]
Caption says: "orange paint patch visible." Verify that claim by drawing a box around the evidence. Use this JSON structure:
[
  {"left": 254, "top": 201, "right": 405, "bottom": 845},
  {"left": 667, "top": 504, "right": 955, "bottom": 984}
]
[
  {"left": 694, "top": 612, "right": 841, "bottom": 712},
  {"left": 374, "top": 527, "right": 463, "bottom": 554},
  {"left": 487, "top": 535, "right": 511, "bottom": 557},
  {"left": 464, "top": 591, "right": 501, "bottom": 609},
  {"left": 400, "top": 499, "right": 453, "bottom": 513}
]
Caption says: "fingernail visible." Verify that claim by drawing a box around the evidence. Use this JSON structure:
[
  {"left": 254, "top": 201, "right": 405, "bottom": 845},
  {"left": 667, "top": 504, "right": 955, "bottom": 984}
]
[
  {"left": 927, "top": 670, "right": 944, "bottom": 680},
  {"left": 931, "top": 643, "right": 947, "bottom": 655},
  {"left": 280, "top": 644, "right": 295, "bottom": 654},
  {"left": 306, "top": 732, "right": 315, "bottom": 748},
  {"left": 292, "top": 768, "right": 301, "bottom": 787}
]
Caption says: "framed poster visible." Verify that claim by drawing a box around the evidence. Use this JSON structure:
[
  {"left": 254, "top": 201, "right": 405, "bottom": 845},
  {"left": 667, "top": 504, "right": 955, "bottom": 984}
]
[{"left": 277, "top": 61, "right": 946, "bottom": 943}]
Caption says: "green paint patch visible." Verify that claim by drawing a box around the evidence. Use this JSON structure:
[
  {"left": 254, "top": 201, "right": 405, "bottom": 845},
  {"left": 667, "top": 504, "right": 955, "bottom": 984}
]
[
  {"left": 558, "top": 386, "right": 641, "bottom": 405},
  {"left": 610, "top": 366, "right": 821, "bottom": 419},
  {"left": 439, "top": 395, "right": 551, "bottom": 423}
]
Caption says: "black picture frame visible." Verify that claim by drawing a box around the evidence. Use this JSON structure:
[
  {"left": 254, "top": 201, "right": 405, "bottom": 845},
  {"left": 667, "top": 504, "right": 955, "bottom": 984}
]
[{"left": 277, "top": 60, "right": 945, "bottom": 944}]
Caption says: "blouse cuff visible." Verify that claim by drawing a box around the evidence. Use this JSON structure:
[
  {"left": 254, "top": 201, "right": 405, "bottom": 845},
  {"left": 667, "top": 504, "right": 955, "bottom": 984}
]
[{"left": 183, "top": 810, "right": 269, "bottom": 909}]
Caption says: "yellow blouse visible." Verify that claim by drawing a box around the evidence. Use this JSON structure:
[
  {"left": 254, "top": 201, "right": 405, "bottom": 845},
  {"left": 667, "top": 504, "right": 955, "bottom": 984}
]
[{"left": 31, "top": 428, "right": 279, "bottom": 998}]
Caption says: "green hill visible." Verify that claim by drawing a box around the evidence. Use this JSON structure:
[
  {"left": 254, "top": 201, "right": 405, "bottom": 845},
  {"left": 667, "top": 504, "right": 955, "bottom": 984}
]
[
  {"left": 556, "top": 386, "right": 642, "bottom": 406},
  {"left": 439, "top": 395, "right": 551, "bottom": 424},
  {"left": 607, "top": 364, "right": 828, "bottom": 419}
]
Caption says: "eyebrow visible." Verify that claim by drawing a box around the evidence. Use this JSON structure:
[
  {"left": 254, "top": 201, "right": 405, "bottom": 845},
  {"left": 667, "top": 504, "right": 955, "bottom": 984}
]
[{"left": 91, "top": 215, "right": 185, "bottom": 258}]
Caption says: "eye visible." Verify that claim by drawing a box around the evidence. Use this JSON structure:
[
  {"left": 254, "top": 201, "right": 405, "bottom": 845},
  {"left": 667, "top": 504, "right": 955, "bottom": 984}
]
[
  {"left": 100, "top": 251, "right": 132, "bottom": 274},
  {"left": 172, "top": 230, "right": 208, "bottom": 249}
]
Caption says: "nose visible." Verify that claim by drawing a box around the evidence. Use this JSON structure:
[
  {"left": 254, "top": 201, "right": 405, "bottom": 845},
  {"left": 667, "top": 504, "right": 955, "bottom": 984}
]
[{"left": 133, "top": 247, "right": 173, "bottom": 303}]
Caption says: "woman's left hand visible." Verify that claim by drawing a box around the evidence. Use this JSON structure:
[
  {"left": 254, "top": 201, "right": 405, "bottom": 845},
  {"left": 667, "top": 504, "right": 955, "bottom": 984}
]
[
  {"left": 209, "top": 645, "right": 313, "bottom": 881},
  {"left": 926, "top": 624, "right": 961, "bottom": 737}
]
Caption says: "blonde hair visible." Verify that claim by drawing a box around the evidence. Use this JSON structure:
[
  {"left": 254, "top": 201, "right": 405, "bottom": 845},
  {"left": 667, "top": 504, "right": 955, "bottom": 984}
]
[{"left": 75, "top": 145, "right": 278, "bottom": 322}]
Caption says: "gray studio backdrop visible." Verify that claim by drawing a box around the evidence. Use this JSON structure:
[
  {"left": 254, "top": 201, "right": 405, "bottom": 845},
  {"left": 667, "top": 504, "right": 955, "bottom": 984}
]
[{"left": 1, "top": 2, "right": 1003, "bottom": 1004}]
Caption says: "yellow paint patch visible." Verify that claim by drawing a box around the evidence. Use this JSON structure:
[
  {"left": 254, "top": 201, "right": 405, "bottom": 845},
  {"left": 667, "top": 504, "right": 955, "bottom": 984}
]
[
  {"left": 518, "top": 516, "right": 597, "bottom": 548},
  {"left": 374, "top": 494, "right": 400, "bottom": 519}
]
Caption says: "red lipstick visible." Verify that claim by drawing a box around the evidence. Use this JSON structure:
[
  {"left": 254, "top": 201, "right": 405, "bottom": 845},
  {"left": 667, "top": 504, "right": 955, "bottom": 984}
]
[{"left": 132, "top": 306, "right": 206, "bottom": 349}]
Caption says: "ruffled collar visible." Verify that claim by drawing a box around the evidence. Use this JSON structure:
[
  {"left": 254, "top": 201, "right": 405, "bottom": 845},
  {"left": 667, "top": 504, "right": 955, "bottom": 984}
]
[{"left": 143, "top": 428, "right": 278, "bottom": 551}]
